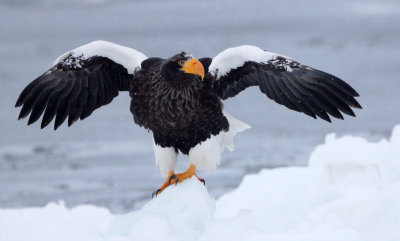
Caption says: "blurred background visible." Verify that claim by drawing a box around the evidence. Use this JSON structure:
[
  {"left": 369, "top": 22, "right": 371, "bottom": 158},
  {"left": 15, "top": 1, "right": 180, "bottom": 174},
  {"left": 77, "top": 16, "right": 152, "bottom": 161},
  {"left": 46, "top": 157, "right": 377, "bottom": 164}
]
[{"left": 0, "top": 0, "right": 399, "bottom": 213}]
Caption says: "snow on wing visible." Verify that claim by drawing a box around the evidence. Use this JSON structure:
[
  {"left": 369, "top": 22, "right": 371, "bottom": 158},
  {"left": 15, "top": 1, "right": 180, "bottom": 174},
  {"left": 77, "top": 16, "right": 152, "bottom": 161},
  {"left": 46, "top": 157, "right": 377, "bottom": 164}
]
[
  {"left": 15, "top": 41, "right": 148, "bottom": 130},
  {"left": 207, "top": 45, "right": 362, "bottom": 122}
]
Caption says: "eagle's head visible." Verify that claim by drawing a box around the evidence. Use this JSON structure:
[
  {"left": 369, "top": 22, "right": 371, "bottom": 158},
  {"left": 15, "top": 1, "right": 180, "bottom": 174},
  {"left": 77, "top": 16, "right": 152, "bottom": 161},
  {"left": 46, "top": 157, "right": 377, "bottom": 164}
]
[{"left": 163, "top": 52, "right": 205, "bottom": 85}]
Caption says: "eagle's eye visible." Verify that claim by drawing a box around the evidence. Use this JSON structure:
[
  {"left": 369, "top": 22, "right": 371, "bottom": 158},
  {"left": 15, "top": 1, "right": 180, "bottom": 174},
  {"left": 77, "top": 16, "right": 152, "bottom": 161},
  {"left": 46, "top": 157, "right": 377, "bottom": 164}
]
[{"left": 178, "top": 60, "right": 186, "bottom": 66}]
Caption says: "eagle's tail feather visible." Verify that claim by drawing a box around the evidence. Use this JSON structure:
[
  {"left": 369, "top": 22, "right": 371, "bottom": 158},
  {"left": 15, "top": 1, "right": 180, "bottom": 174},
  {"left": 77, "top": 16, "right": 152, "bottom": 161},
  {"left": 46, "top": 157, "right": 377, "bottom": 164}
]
[{"left": 221, "top": 111, "right": 251, "bottom": 151}]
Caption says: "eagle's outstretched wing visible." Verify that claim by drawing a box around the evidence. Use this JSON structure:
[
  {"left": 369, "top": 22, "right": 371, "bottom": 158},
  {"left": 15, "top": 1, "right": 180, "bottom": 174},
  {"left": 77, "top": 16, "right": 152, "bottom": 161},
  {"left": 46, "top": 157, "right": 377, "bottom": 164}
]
[
  {"left": 202, "top": 45, "right": 362, "bottom": 122},
  {"left": 16, "top": 40, "right": 147, "bottom": 129}
]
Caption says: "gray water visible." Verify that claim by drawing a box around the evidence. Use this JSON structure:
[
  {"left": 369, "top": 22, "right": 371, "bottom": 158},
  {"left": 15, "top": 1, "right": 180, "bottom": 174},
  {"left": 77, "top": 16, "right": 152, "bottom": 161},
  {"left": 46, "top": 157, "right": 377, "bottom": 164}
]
[{"left": 0, "top": 0, "right": 399, "bottom": 213}]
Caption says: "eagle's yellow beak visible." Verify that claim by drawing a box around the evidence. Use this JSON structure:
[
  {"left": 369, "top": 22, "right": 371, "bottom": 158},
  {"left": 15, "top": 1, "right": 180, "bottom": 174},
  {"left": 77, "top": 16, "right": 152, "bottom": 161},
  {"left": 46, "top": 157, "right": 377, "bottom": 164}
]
[{"left": 181, "top": 59, "right": 205, "bottom": 80}]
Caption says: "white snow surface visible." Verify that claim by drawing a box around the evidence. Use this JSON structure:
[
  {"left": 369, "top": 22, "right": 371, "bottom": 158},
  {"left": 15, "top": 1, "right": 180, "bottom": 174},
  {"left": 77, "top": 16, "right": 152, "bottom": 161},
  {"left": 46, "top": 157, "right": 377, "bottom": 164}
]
[
  {"left": 209, "top": 45, "right": 288, "bottom": 78},
  {"left": 1, "top": 125, "right": 400, "bottom": 241},
  {"left": 53, "top": 40, "right": 148, "bottom": 74}
]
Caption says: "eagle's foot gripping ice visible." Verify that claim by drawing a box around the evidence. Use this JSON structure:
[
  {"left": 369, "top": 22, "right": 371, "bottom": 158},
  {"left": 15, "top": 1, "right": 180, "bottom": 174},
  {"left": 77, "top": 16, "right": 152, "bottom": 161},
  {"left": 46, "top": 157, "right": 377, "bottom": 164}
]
[
  {"left": 168, "top": 164, "right": 205, "bottom": 186},
  {"left": 152, "top": 164, "right": 205, "bottom": 198}
]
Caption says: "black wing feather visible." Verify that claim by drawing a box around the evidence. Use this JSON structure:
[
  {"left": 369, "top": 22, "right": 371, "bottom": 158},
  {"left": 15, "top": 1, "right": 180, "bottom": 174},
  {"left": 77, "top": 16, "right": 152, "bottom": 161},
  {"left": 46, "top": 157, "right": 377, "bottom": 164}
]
[
  {"left": 16, "top": 55, "right": 133, "bottom": 129},
  {"left": 96, "top": 69, "right": 106, "bottom": 108},
  {"left": 28, "top": 77, "right": 69, "bottom": 125},
  {"left": 54, "top": 95, "right": 70, "bottom": 130},
  {"left": 18, "top": 76, "right": 61, "bottom": 120},
  {"left": 81, "top": 70, "right": 99, "bottom": 120},
  {"left": 210, "top": 55, "right": 362, "bottom": 122},
  {"left": 16, "top": 69, "right": 57, "bottom": 108},
  {"left": 41, "top": 77, "right": 75, "bottom": 129},
  {"left": 68, "top": 77, "right": 88, "bottom": 127}
]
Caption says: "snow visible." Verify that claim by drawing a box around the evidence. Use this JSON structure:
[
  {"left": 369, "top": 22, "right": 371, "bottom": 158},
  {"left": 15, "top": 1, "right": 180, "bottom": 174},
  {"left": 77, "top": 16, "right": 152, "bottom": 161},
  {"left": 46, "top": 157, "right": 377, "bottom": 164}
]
[
  {"left": 0, "top": 202, "right": 113, "bottom": 241},
  {"left": 216, "top": 125, "right": 400, "bottom": 241},
  {"left": 107, "top": 180, "right": 215, "bottom": 241},
  {"left": 53, "top": 40, "right": 148, "bottom": 74},
  {"left": 209, "top": 45, "right": 290, "bottom": 78},
  {"left": 1, "top": 125, "right": 399, "bottom": 241}
]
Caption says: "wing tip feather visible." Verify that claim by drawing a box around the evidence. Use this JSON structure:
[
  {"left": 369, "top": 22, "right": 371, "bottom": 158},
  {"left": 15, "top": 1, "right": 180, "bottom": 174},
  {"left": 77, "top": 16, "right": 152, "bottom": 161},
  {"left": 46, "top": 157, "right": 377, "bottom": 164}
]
[
  {"left": 27, "top": 120, "right": 34, "bottom": 126},
  {"left": 41, "top": 120, "right": 50, "bottom": 129},
  {"left": 15, "top": 101, "right": 23, "bottom": 108},
  {"left": 18, "top": 111, "right": 29, "bottom": 121}
]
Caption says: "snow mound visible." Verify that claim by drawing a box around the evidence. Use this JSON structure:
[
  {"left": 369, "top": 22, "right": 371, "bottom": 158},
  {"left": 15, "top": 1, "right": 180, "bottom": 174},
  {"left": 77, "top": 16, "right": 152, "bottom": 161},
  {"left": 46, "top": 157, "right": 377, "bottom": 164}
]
[
  {"left": 0, "top": 202, "right": 113, "bottom": 241},
  {"left": 1, "top": 125, "right": 400, "bottom": 241},
  {"left": 216, "top": 125, "right": 400, "bottom": 241},
  {"left": 107, "top": 179, "right": 214, "bottom": 241}
]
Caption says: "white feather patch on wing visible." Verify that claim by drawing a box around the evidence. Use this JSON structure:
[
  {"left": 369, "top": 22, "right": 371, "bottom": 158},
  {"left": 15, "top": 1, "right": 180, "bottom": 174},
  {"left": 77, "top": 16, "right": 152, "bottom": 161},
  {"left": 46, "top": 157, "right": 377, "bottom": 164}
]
[
  {"left": 189, "top": 112, "right": 251, "bottom": 171},
  {"left": 209, "top": 45, "right": 292, "bottom": 78},
  {"left": 153, "top": 140, "right": 177, "bottom": 177},
  {"left": 53, "top": 40, "right": 148, "bottom": 74}
]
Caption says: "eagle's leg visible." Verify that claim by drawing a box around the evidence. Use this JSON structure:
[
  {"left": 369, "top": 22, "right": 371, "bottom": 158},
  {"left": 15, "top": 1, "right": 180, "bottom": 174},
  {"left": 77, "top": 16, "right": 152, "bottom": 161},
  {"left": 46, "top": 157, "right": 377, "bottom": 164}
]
[
  {"left": 152, "top": 164, "right": 205, "bottom": 197},
  {"left": 168, "top": 164, "right": 205, "bottom": 185}
]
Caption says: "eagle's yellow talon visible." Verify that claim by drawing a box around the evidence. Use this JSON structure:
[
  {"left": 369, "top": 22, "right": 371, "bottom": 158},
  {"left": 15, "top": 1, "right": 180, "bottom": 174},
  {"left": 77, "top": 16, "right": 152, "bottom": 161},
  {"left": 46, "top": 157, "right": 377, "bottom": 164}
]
[
  {"left": 152, "top": 171, "right": 175, "bottom": 197},
  {"left": 168, "top": 174, "right": 177, "bottom": 185}
]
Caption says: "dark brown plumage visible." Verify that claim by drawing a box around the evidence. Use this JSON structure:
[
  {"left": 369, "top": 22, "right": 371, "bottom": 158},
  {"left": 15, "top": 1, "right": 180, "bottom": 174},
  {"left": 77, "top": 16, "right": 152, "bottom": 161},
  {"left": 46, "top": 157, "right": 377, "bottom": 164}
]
[{"left": 130, "top": 53, "right": 228, "bottom": 154}]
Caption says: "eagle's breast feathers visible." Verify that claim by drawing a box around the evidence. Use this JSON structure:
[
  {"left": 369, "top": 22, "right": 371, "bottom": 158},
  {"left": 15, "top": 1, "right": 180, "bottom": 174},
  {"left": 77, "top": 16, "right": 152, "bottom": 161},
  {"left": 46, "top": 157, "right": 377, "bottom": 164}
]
[{"left": 130, "top": 59, "right": 229, "bottom": 154}]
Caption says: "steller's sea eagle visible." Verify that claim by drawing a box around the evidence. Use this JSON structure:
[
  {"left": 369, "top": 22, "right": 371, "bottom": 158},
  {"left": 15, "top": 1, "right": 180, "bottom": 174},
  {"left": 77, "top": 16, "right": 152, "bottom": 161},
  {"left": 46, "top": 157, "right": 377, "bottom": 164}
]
[{"left": 15, "top": 41, "right": 362, "bottom": 196}]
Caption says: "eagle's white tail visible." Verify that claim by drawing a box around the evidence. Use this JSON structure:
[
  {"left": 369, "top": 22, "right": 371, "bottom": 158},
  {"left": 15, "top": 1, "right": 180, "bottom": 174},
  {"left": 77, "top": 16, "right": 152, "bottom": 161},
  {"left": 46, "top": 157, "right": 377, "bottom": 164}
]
[
  {"left": 220, "top": 111, "right": 251, "bottom": 151},
  {"left": 188, "top": 111, "right": 251, "bottom": 171}
]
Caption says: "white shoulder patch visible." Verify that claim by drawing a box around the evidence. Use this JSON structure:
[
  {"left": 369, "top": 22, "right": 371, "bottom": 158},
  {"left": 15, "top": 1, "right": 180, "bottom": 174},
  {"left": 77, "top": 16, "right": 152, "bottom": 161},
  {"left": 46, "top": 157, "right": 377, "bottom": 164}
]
[
  {"left": 209, "top": 45, "right": 291, "bottom": 79},
  {"left": 53, "top": 40, "right": 148, "bottom": 74}
]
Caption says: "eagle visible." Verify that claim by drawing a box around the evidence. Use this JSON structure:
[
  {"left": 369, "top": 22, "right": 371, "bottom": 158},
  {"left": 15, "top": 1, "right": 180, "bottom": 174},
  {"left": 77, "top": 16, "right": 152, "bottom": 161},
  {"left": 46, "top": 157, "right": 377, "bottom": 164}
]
[{"left": 15, "top": 41, "right": 362, "bottom": 196}]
